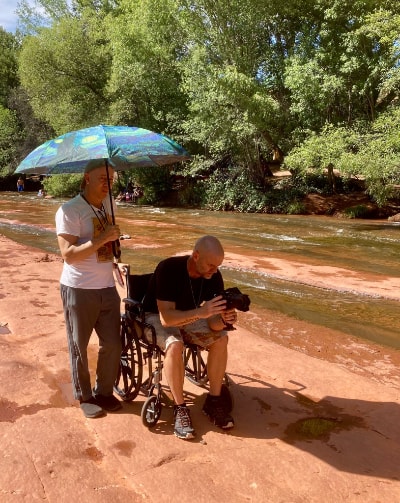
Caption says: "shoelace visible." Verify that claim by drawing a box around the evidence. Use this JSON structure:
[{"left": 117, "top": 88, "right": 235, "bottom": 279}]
[{"left": 176, "top": 407, "right": 191, "bottom": 427}]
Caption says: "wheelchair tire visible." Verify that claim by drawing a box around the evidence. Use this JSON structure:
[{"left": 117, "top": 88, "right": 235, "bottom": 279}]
[
  {"left": 141, "top": 395, "right": 162, "bottom": 428},
  {"left": 114, "top": 321, "right": 143, "bottom": 401}
]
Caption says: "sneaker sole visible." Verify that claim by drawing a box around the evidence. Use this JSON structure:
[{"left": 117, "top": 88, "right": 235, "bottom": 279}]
[
  {"left": 174, "top": 431, "right": 196, "bottom": 440},
  {"left": 202, "top": 410, "right": 234, "bottom": 429},
  {"left": 101, "top": 403, "right": 122, "bottom": 412},
  {"left": 93, "top": 395, "right": 122, "bottom": 412},
  {"left": 80, "top": 403, "right": 106, "bottom": 419}
]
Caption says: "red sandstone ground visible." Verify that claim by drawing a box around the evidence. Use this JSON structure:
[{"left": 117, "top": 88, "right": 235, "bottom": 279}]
[{"left": 0, "top": 234, "right": 399, "bottom": 502}]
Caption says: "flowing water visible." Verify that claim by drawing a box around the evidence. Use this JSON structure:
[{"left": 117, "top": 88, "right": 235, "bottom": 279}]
[{"left": 1, "top": 191, "right": 399, "bottom": 349}]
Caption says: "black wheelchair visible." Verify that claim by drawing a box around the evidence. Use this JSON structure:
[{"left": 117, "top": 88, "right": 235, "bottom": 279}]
[{"left": 113, "top": 266, "right": 233, "bottom": 428}]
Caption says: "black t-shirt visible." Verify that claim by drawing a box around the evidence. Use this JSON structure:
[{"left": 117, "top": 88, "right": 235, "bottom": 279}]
[{"left": 143, "top": 255, "right": 224, "bottom": 313}]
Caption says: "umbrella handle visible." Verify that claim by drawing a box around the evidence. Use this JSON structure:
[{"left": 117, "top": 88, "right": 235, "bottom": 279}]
[
  {"left": 112, "top": 239, "right": 121, "bottom": 260},
  {"left": 104, "top": 159, "right": 121, "bottom": 261}
]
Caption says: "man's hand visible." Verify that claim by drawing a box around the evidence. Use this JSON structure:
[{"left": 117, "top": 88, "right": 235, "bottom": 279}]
[
  {"left": 198, "top": 295, "right": 227, "bottom": 318},
  {"left": 100, "top": 224, "right": 120, "bottom": 244},
  {"left": 220, "top": 308, "right": 237, "bottom": 326}
]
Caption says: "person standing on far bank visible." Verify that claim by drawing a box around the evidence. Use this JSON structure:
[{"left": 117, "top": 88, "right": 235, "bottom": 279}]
[
  {"left": 55, "top": 159, "right": 122, "bottom": 418},
  {"left": 17, "top": 177, "right": 24, "bottom": 192}
]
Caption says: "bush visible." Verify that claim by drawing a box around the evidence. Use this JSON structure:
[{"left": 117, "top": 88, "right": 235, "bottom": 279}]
[
  {"left": 286, "top": 201, "right": 307, "bottom": 214},
  {"left": 130, "top": 166, "right": 173, "bottom": 205},
  {"left": 175, "top": 179, "right": 206, "bottom": 207},
  {"left": 343, "top": 204, "right": 369, "bottom": 219},
  {"left": 204, "top": 169, "right": 267, "bottom": 212},
  {"left": 43, "top": 174, "right": 83, "bottom": 197}
]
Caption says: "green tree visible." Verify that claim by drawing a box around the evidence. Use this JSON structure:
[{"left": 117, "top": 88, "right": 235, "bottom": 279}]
[
  {"left": 106, "top": 0, "right": 187, "bottom": 135},
  {"left": 0, "top": 106, "right": 22, "bottom": 175},
  {"left": 177, "top": 0, "right": 320, "bottom": 184},
  {"left": 0, "top": 29, "right": 19, "bottom": 108},
  {"left": 284, "top": 0, "right": 400, "bottom": 130},
  {"left": 18, "top": 8, "right": 112, "bottom": 134}
]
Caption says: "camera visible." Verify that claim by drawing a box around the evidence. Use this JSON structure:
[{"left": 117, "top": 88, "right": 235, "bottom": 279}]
[{"left": 221, "top": 287, "right": 250, "bottom": 312}]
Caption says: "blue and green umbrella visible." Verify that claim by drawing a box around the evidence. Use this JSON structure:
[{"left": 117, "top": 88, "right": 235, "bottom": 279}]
[
  {"left": 15, "top": 124, "right": 190, "bottom": 259},
  {"left": 15, "top": 124, "right": 190, "bottom": 175}
]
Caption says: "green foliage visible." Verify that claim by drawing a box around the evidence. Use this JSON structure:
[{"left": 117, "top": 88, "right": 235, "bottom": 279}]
[
  {"left": 106, "top": 0, "right": 187, "bottom": 134},
  {"left": 203, "top": 168, "right": 307, "bottom": 214},
  {"left": 285, "top": 106, "right": 400, "bottom": 205},
  {"left": 286, "top": 201, "right": 307, "bottom": 215},
  {"left": 3, "top": 0, "right": 400, "bottom": 214},
  {"left": 130, "top": 166, "right": 174, "bottom": 205},
  {"left": 0, "top": 29, "right": 19, "bottom": 108},
  {"left": 174, "top": 179, "right": 206, "bottom": 207},
  {"left": 285, "top": 124, "right": 359, "bottom": 173},
  {"left": 0, "top": 106, "right": 23, "bottom": 175},
  {"left": 43, "top": 173, "right": 82, "bottom": 197},
  {"left": 204, "top": 168, "right": 264, "bottom": 212},
  {"left": 18, "top": 13, "right": 112, "bottom": 134},
  {"left": 343, "top": 204, "right": 369, "bottom": 219}
]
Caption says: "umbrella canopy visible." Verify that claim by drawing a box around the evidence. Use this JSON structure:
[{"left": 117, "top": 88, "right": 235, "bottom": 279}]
[{"left": 15, "top": 124, "right": 190, "bottom": 175}]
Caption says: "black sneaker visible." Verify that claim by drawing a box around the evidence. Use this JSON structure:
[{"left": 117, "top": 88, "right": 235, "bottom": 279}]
[
  {"left": 202, "top": 394, "right": 234, "bottom": 429},
  {"left": 173, "top": 404, "right": 196, "bottom": 440},
  {"left": 94, "top": 394, "right": 122, "bottom": 412}
]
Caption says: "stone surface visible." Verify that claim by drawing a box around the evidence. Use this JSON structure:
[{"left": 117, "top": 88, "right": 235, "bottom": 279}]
[{"left": 0, "top": 235, "right": 399, "bottom": 502}]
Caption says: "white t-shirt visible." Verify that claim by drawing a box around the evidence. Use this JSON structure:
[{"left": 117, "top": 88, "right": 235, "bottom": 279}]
[{"left": 55, "top": 194, "right": 116, "bottom": 289}]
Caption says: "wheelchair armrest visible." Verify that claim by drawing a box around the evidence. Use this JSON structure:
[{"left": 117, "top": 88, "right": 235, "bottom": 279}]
[{"left": 140, "top": 321, "right": 158, "bottom": 348}]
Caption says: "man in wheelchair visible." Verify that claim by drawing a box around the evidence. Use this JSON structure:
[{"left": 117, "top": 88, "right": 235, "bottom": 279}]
[{"left": 143, "top": 235, "right": 238, "bottom": 440}]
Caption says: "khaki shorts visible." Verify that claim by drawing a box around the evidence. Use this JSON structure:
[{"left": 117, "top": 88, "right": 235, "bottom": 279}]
[{"left": 145, "top": 313, "right": 228, "bottom": 351}]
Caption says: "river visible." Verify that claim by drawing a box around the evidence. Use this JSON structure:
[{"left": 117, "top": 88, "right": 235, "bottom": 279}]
[{"left": 0, "top": 191, "right": 399, "bottom": 350}]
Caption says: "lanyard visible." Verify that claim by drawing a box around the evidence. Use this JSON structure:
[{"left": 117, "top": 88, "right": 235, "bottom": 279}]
[
  {"left": 80, "top": 193, "right": 122, "bottom": 262},
  {"left": 81, "top": 194, "right": 109, "bottom": 230}
]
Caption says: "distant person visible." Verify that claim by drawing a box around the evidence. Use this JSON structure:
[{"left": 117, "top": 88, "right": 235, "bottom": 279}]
[
  {"left": 143, "top": 235, "right": 238, "bottom": 440},
  {"left": 132, "top": 187, "right": 141, "bottom": 203},
  {"left": 115, "top": 191, "right": 125, "bottom": 202},
  {"left": 17, "top": 177, "right": 24, "bottom": 192},
  {"left": 37, "top": 188, "right": 45, "bottom": 197},
  {"left": 55, "top": 159, "right": 122, "bottom": 419}
]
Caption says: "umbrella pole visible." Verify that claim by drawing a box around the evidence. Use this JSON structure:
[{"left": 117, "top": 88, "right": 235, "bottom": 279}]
[
  {"left": 105, "top": 159, "right": 121, "bottom": 260},
  {"left": 105, "top": 159, "right": 116, "bottom": 225}
]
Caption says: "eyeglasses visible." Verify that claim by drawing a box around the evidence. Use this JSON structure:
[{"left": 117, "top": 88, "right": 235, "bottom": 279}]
[{"left": 97, "top": 176, "right": 114, "bottom": 185}]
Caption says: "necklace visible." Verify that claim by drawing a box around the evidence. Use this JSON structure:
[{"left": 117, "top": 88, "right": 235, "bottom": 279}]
[
  {"left": 188, "top": 276, "right": 204, "bottom": 308},
  {"left": 81, "top": 194, "right": 109, "bottom": 230}
]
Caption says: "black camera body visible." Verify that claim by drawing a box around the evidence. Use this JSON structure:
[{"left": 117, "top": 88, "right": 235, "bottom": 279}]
[{"left": 221, "top": 287, "right": 250, "bottom": 312}]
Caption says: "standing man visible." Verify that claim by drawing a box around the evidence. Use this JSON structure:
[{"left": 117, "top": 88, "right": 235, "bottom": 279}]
[
  {"left": 17, "top": 177, "right": 24, "bottom": 192},
  {"left": 143, "top": 235, "right": 238, "bottom": 439},
  {"left": 55, "top": 159, "right": 122, "bottom": 418}
]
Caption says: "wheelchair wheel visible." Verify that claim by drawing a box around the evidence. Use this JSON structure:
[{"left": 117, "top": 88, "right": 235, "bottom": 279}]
[
  {"left": 141, "top": 395, "right": 162, "bottom": 428},
  {"left": 184, "top": 344, "right": 208, "bottom": 387},
  {"left": 114, "top": 321, "right": 143, "bottom": 401}
]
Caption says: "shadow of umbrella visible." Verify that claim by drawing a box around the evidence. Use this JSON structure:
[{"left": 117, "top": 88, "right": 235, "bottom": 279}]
[{"left": 14, "top": 124, "right": 191, "bottom": 259}]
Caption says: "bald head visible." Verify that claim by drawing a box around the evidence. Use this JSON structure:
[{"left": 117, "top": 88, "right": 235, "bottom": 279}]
[
  {"left": 189, "top": 235, "right": 224, "bottom": 279},
  {"left": 194, "top": 235, "right": 224, "bottom": 257}
]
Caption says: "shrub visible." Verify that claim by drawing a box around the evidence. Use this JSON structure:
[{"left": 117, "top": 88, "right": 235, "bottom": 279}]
[
  {"left": 43, "top": 174, "right": 83, "bottom": 197},
  {"left": 286, "top": 201, "right": 307, "bottom": 214},
  {"left": 343, "top": 204, "right": 369, "bottom": 219}
]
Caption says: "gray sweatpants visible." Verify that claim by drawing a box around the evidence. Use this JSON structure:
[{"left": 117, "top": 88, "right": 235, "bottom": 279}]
[{"left": 60, "top": 284, "right": 121, "bottom": 401}]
